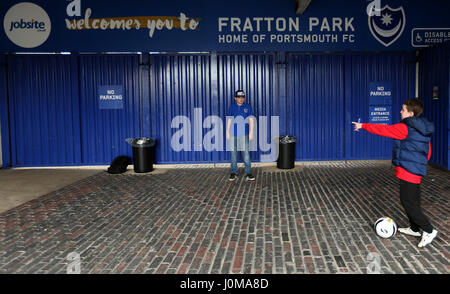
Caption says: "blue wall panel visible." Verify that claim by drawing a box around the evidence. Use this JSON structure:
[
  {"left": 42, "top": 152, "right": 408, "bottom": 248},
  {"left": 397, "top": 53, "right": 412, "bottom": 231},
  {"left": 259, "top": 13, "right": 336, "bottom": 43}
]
[
  {"left": 5, "top": 54, "right": 81, "bottom": 167},
  {"left": 419, "top": 42, "right": 450, "bottom": 170},
  {"left": 287, "top": 53, "right": 345, "bottom": 160},
  {"left": 78, "top": 54, "right": 142, "bottom": 164},
  {"left": 0, "top": 54, "right": 9, "bottom": 168},
  {"left": 3, "top": 50, "right": 445, "bottom": 167},
  {"left": 150, "top": 53, "right": 278, "bottom": 164},
  {"left": 286, "top": 51, "right": 414, "bottom": 161},
  {"left": 149, "top": 54, "right": 214, "bottom": 163},
  {"left": 216, "top": 53, "right": 278, "bottom": 163},
  {"left": 345, "top": 51, "right": 415, "bottom": 160}
]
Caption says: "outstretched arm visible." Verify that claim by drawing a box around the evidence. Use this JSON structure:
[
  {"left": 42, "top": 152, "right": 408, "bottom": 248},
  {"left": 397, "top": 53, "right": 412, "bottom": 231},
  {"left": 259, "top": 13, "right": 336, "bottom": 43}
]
[{"left": 352, "top": 122, "right": 408, "bottom": 140}]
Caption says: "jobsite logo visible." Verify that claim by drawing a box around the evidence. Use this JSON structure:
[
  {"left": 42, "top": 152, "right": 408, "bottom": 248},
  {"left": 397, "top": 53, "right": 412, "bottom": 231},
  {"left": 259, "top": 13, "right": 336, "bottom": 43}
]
[{"left": 4, "top": 2, "right": 51, "bottom": 48}]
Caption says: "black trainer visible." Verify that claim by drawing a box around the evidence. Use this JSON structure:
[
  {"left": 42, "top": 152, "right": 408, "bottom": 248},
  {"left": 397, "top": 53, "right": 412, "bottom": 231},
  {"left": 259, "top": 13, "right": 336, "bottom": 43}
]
[
  {"left": 229, "top": 173, "right": 237, "bottom": 181},
  {"left": 245, "top": 174, "right": 255, "bottom": 181}
]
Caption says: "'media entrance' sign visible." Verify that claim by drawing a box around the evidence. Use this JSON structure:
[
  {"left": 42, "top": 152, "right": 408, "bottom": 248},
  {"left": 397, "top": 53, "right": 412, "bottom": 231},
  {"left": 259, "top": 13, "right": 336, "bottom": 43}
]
[
  {"left": 1, "top": 0, "right": 449, "bottom": 52},
  {"left": 369, "top": 82, "right": 392, "bottom": 124}
]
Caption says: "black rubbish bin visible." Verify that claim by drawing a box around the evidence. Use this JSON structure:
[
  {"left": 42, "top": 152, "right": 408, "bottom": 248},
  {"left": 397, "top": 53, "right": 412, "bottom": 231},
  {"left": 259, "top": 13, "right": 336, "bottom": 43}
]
[
  {"left": 126, "top": 138, "right": 156, "bottom": 173},
  {"left": 277, "top": 135, "right": 297, "bottom": 169}
]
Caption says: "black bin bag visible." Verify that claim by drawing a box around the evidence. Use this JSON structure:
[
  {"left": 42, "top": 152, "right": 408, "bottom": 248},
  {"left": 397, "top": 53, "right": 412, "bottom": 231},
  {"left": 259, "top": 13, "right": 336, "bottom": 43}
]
[{"left": 108, "top": 155, "right": 132, "bottom": 174}]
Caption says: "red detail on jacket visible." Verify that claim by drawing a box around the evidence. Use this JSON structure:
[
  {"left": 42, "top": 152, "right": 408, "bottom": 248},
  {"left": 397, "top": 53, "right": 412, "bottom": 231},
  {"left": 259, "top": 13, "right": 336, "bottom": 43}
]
[{"left": 362, "top": 123, "right": 431, "bottom": 184}]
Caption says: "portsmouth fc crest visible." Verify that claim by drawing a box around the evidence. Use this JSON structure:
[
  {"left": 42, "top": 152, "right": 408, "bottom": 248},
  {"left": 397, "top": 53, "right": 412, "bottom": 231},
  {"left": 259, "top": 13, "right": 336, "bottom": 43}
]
[{"left": 368, "top": 5, "right": 406, "bottom": 47}]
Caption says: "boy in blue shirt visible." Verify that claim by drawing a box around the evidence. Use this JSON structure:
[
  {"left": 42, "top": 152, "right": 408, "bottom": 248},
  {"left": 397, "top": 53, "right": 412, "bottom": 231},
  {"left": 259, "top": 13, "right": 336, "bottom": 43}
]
[{"left": 226, "top": 90, "right": 255, "bottom": 181}]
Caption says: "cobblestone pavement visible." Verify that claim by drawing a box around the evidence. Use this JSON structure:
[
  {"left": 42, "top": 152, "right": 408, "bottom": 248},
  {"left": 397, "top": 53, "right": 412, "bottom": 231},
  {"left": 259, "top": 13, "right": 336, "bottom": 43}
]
[{"left": 0, "top": 161, "right": 448, "bottom": 274}]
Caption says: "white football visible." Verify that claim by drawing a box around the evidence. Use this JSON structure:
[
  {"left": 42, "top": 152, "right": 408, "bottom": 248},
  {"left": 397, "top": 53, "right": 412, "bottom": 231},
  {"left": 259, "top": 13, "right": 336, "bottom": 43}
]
[{"left": 374, "top": 217, "right": 397, "bottom": 238}]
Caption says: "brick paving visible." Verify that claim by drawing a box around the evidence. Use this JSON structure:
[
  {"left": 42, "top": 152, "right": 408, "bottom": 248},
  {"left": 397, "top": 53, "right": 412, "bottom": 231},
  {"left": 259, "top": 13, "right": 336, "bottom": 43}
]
[{"left": 0, "top": 161, "right": 448, "bottom": 274}]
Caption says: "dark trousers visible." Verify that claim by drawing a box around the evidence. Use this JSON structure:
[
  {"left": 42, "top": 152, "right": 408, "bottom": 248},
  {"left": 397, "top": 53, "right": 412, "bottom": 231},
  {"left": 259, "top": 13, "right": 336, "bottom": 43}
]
[{"left": 399, "top": 179, "right": 433, "bottom": 233}]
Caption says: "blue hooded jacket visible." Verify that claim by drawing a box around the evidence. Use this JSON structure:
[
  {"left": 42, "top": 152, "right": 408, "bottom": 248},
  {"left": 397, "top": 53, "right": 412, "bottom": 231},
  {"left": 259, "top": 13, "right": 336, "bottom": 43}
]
[{"left": 392, "top": 116, "right": 434, "bottom": 176}]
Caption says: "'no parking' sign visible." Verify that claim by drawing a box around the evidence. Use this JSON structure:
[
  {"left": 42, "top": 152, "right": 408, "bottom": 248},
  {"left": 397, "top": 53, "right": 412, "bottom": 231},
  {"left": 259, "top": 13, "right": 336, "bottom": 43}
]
[
  {"left": 369, "top": 82, "right": 392, "bottom": 124},
  {"left": 98, "top": 85, "right": 124, "bottom": 110}
]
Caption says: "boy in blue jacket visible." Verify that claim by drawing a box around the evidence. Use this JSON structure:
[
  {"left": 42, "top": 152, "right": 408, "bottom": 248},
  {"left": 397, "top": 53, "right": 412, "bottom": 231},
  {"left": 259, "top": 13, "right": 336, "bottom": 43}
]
[{"left": 353, "top": 99, "right": 438, "bottom": 248}]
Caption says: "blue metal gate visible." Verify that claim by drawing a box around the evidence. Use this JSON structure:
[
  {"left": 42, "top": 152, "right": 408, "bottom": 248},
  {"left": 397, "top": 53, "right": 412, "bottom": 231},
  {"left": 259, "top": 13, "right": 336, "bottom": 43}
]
[
  {"left": 0, "top": 51, "right": 417, "bottom": 167},
  {"left": 419, "top": 42, "right": 450, "bottom": 170},
  {"left": 215, "top": 53, "right": 278, "bottom": 163},
  {"left": 4, "top": 54, "right": 82, "bottom": 167},
  {"left": 344, "top": 51, "right": 415, "bottom": 160},
  {"left": 149, "top": 53, "right": 214, "bottom": 163},
  {"left": 149, "top": 52, "right": 278, "bottom": 164},
  {"left": 286, "top": 53, "right": 346, "bottom": 160},
  {"left": 78, "top": 53, "right": 142, "bottom": 164},
  {"left": 286, "top": 51, "right": 414, "bottom": 161}
]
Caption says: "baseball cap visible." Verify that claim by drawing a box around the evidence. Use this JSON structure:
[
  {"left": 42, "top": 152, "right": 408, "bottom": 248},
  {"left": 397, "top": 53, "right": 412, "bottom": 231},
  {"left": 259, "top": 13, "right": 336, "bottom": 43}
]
[{"left": 235, "top": 90, "right": 245, "bottom": 97}]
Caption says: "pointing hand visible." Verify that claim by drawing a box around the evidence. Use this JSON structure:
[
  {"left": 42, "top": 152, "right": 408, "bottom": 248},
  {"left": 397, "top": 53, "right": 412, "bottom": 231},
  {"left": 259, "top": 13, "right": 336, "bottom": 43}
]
[{"left": 352, "top": 121, "right": 362, "bottom": 131}]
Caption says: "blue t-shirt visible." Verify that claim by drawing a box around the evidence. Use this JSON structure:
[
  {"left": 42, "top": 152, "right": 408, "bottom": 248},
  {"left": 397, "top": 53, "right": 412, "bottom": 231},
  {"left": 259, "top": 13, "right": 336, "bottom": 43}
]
[{"left": 227, "top": 102, "right": 254, "bottom": 136}]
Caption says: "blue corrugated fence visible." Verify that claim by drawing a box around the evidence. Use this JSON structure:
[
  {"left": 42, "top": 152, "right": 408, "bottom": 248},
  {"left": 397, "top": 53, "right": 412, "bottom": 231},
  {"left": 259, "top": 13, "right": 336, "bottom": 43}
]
[{"left": 0, "top": 50, "right": 432, "bottom": 167}]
